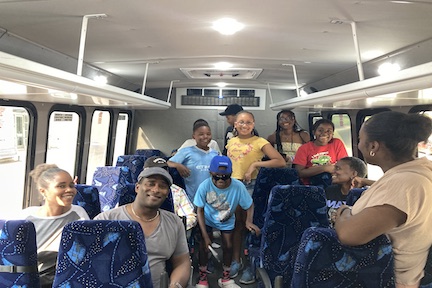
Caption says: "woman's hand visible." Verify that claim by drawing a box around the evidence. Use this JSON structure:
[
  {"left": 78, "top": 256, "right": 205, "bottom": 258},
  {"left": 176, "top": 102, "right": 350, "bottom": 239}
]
[{"left": 335, "top": 205, "right": 352, "bottom": 222}]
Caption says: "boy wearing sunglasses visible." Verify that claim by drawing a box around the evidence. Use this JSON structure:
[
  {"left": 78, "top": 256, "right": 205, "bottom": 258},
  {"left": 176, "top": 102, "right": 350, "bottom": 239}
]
[{"left": 194, "top": 155, "right": 260, "bottom": 288}]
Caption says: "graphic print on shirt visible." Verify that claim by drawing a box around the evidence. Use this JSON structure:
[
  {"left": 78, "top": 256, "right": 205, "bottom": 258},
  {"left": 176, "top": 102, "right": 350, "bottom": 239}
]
[
  {"left": 311, "top": 152, "right": 331, "bottom": 165},
  {"left": 206, "top": 191, "right": 232, "bottom": 222},
  {"left": 228, "top": 142, "right": 253, "bottom": 161},
  {"left": 196, "top": 164, "right": 210, "bottom": 171}
]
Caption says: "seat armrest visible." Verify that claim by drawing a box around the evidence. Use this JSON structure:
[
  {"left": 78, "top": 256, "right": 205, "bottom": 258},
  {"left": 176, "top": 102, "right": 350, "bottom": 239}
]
[
  {"left": 256, "top": 267, "right": 273, "bottom": 288},
  {"left": 160, "top": 271, "right": 169, "bottom": 288}
]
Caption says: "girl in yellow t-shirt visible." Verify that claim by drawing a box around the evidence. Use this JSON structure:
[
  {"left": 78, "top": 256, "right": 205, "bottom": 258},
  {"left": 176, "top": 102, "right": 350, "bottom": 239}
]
[{"left": 226, "top": 110, "right": 285, "bottom": 283}]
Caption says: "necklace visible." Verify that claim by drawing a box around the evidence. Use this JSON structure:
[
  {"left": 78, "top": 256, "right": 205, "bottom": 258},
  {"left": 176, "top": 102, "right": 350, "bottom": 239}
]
[{"left": 130, "top": 205, "right": 160, "bottom": 222}]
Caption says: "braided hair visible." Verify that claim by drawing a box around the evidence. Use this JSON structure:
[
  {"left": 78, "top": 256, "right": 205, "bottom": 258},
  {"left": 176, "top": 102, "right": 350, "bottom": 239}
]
[{"left": 275, "top": 110, "right": 306, "bottom": 153}]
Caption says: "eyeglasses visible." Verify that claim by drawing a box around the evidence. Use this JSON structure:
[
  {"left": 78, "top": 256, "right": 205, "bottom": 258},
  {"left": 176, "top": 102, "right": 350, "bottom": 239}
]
[
  {"left": 236, "top": 121, "right": 254, "bottom": 126},
  {"left": 279, "top": 117, "right": 294, "bottom": 122},
  {"left": 212, "top": 174, "right": 231, "bottom": 181}
]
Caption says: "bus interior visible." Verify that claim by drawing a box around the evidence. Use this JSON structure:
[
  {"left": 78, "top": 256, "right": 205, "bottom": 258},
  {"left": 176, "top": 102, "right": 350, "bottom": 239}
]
[{"left": 1, "top": 1, "right": 432, "bottom": 286}]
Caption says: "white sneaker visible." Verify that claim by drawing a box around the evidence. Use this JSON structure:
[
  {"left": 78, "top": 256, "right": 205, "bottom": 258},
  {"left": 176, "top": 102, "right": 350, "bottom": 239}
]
[
  {"left": 211, "top": 242, "right": 221, "bottom": 248},
  {"left": 213, "top": 230, "right": 221, "bottom": 238},
  {"left": 218, "top": 279, "right": 241, "bottom": 288}
]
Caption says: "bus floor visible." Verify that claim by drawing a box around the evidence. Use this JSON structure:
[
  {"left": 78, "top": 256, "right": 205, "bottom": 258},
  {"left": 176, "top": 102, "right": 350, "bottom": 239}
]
[{"left": 190, "top": 232, "right": 258, "bottom": 288}]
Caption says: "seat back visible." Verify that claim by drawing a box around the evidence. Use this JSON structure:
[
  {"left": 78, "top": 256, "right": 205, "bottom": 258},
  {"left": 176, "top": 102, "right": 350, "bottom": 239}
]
[
  {"left": 0, "top": 219, "right": 40, "bottom": 287},
  {"left": 252, "top": 167, "right": 299, "bottom": 229},
  {"left": 421, "top": 248, "right": 432, "bottom": 287},
  {"left": 53, "top": 220, "right": 153, "bottom": 288},
  {"left": 345, "top": 187, "right": 367, "bottom": 206},
  {"left": 92, "top": 166, "right": 131, "bottom": 212},
  {"left": 115, "top": 154, "right": 146, "bottom": 183},
  {"left": 73, "top": 184, "right": 101, "bottom": 219},
  {"left": 119, "top": 183, "right": 175, "bottom": 213},
  {"left": 168, "top": 166, "right": 186, "bottom": 189},
  {"left": 308, "top": 172, "right": 333, "bottom": 189},
  {"left": 259, "top": 184, "right": 329, "bottom": 287},
  {"left": 135, "top": 149, "right": 164, "bottom": 158},
  {"left": 292, "top": 227, "right": 395, "bottom": 288}
]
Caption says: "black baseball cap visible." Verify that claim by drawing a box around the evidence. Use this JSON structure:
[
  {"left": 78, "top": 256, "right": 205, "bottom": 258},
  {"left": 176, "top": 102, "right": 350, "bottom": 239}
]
[
  {"left": 219, "top": 104, "right": 243, "bottom": 116},
  {"left": 138, "top": 156, "right": 172, "bottom": 185}
]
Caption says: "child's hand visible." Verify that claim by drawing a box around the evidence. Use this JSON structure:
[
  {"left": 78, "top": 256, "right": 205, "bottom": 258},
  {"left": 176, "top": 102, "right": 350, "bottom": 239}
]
[
  {"left": 245, "top": 221, "right": 261, "bottom": 236},
  {"left": 176, "top": 164, "right": 191, "bottom": 178},
  {"left": 243, "top": 167, "right": 255, "bottom": 184},
  {"left": 203, "top": 237, "right": 212, "bottom": 253},
  {"left": 323, "top": 163, "right": 335, "bottom": 173}
]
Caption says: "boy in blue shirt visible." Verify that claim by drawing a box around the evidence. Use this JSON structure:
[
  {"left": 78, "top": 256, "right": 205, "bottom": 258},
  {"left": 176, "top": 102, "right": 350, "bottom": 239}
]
[{"left": 194, "top": 156, "right": 260, "bottom": 288}]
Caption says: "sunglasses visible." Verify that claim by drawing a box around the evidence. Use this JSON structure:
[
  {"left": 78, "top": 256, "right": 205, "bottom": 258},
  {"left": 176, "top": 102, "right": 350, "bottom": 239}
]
[{"left": 212, "top": 174, "right": 231, "bottom": 181}]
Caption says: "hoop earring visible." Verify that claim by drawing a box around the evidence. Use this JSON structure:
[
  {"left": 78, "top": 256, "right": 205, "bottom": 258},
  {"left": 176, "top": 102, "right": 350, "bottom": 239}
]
[{"left": 369, "top": 151, "right": 375, "bottom": 157}]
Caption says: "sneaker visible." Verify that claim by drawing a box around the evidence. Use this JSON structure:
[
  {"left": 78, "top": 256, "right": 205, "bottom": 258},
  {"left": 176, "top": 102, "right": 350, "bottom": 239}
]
[
  {"left": 218, "top": 278, "right": 241, "bottom": 288},
  {"left": 196, "top": 270, "right": 209, "bottom": 288},
  {"left": 211, "top": 242, "right": 221, "bottom": 249},
  {"left": 239, "top": 267, "right": 255, "bottom": 284},
  {"left": 229, "top": 259, "right": 243, "bottom": 278}
]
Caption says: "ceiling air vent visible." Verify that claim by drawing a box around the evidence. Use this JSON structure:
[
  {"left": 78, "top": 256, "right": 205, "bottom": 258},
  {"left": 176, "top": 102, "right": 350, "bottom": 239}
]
[{"left": 180, "top": 68, "right": 263, "bottom": 79}]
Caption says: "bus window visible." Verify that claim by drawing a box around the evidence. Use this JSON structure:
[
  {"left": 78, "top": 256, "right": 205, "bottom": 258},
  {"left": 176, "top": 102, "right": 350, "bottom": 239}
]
[
  {"left": 418, "top": 111, "right": 432, "bottom": 160},
  {"left": 46, "top": 111, "right": 80, "bottom": 177},
  {"left": 331, "top": 114, "right": 352, "bottom": 156},
  {"left": 0, "top": 106, "right": 29, "bottom": 218},
  {"left": 86, "top": 110, "right": 111, "bottom": 185},
  {"left": 112, "top": 113, "right": 129, "bottom": 165}
]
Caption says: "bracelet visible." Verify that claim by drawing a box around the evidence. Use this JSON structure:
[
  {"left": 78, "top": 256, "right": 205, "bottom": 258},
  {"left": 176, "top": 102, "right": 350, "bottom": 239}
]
[
  {"left": 169, "top": 282, "right": 183, "bottom": 288},
  {"left": 339, "top": 207, "right": 352, "bottom": 216}
]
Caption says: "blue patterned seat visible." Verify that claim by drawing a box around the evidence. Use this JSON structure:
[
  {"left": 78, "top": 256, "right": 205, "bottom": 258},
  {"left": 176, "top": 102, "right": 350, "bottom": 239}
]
[
  {"left": 252, "top": 167, "right": 299, "bottom": 229},
  {"left": 168, "top": 167, "right": 186, "bottom": 190},
  {"left": 0, "top": 219, "right": 40, "bottom": 288},
  {"left": 53, "top": 220, "right": 153, "bottom": 288},
  {"left": 258, "top": 185, "right": 329, "bottom": 287},
  {"left": 135, "top": 149, "right": 164, "bottom": 158},
  {"left": 119, "top": 184, "right": 175, "bottom": 213},
  {"left": 308, "top": 172, "right": 333, "bottom": 189},
  {"left": 247, "top": 168, "right": 299, "bottom": 278},
  {"left": 292, "top": 227, "right": 395, "bottom": 288},
  {"left": 421, "top": 248, "right": 432, "bottom": 287},
  {"left": 73, "top": 184, "right": 101, "bottom": 219},
  {"left": 116, "top": 155, "right": 146, "bottom": 183},
  {"left": 92, "top": 166, "right": 131, "bottom": 212},
  {"left": 345, "top": 187, "right": 367, "bottom": 206}
]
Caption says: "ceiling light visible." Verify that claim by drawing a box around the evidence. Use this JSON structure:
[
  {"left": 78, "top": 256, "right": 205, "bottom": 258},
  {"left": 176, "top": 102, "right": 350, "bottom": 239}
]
[
  {"left": 330, "top": 19, "right": 345, "bottom": 25},
  {"left": 214, "top": 62, "right": 233, "bottom": 70},
  {"left": 390, "top": 1, "right": 413, "bottom": 4},
  {"left": 300, "top": 89, "right": 308, "bottom": 97},
  {"left": 94, "top": 75, "right": 108, "bottom": 84},
  {"left": 212, "top": 18, "right": 244, "bottom": 35},
  {"left": 0, "top": 80, "right": 27, "bottom": 94},
  {"left": 378, "top": 63, "right": 401, "bottom": 76},
  {"left": 48, "top": 89, "right": 77, "bottom": 100},
  {"left": 216, "top": 82, "right": 227, "bottom": 87}
]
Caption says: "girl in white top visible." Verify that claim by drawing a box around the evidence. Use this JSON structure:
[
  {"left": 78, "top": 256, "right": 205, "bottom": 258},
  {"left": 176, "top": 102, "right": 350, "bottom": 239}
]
[{"left": 267, "top": 110, "right": 310, "bottom": 166}]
